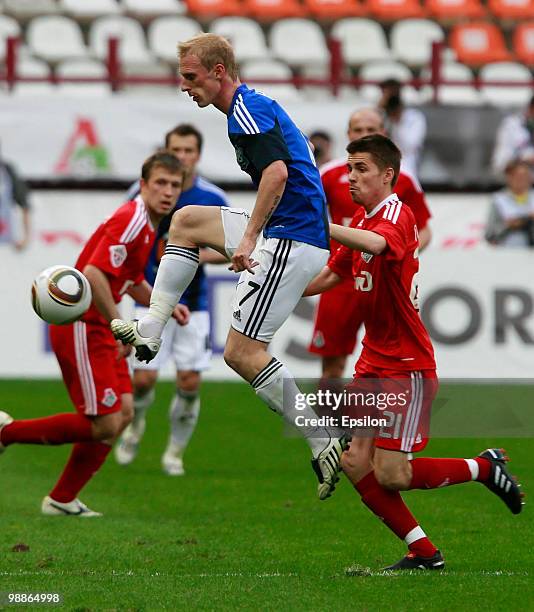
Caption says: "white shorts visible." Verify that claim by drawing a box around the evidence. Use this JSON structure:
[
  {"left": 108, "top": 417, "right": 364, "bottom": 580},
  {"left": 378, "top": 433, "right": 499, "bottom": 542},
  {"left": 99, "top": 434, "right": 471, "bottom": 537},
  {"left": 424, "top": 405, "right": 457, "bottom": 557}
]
[
  {"left": 221, "top": 207, "right": 329, "bottom": 343},
  {"left": 133, "top": 308, "right": 212, "bottom": 372}
]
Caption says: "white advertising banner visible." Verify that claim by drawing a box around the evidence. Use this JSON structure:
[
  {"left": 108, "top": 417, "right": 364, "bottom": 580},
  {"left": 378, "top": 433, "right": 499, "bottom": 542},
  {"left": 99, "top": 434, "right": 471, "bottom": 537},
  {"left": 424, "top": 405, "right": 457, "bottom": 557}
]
[
  {"left": 0, "top": 94, "right": 357, "bottom": 182},
  {"left": 0, "top": 191, "right": 532, "bottom": 379}
]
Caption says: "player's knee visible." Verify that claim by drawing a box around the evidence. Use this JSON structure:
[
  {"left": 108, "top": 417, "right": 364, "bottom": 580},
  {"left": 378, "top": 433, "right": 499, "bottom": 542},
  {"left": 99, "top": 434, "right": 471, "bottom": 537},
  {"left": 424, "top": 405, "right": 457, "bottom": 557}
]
[
  {"left": 170, "top": 207, "right": 197, "bottom": 240},
  {"left": 91, "top": 413, "right": 122, "bottom": 440},
  {"left": 223, "top": 345, "right": 241, "bottom": 372},
  {"left": 374, "top": 464, "right": 411, "bottom": 490},
  {"left": 134, "top": 373, "right": 156, "bottom": 397},
  {"left": 178, "top": 370, "right": 200, "bottom": 393}
]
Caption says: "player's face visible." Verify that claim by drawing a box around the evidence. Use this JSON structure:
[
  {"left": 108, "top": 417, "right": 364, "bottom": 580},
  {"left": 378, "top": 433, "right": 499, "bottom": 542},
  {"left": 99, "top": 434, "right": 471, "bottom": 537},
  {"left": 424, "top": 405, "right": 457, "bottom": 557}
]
[
  {"left": 507, "top": 165, "right": 532, "bottom": 194},
  {"left": 167, "top": 134, "right": 200, "bottom": 176},
  {"left": 347, "top": 152, "right": 393, "bottom": 209},
  {"left": 347, "top": 112, "right": 385, "bottom": 142},
  {"left": 141, "top": 167, "right": 183, "bottom": 218},
  {"left": 179, "top": 53, "right": 222, "bottom": 108}
]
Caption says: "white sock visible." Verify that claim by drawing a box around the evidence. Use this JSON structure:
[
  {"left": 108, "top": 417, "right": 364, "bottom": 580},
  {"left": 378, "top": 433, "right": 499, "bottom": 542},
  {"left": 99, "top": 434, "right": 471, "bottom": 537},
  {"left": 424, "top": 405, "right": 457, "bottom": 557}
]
[
  {"left": 251, "top": 358, "right": 332, "bottom": 456},
  {"left": 465, "top": 458, "right": 479, "bottom": 480},
  {"left": 167, "top": 388, "right": 200, "bottom": 451},
  {"left": 131, "top": 387, "right": 155, "bottom": 437},
  {"left": 138, "top": 244, "right": 199, "bottom": 338}
]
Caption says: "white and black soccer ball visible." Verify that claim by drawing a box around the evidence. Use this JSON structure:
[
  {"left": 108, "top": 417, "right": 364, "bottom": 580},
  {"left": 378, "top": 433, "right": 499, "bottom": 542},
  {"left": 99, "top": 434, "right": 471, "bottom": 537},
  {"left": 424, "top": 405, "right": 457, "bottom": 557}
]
[{"left": 31, "top": 265, "right": 92, "bottom": 325}]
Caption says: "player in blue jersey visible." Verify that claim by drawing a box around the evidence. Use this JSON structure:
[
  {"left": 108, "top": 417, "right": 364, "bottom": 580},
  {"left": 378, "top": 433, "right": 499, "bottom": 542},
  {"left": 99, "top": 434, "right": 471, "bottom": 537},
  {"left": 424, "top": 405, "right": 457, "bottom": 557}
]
[
  {"left": 115, "top": 124, "right": 228, "bottom": 475},
  {"left": 112, "top": 34, "right": 348, "bottom": 499}
]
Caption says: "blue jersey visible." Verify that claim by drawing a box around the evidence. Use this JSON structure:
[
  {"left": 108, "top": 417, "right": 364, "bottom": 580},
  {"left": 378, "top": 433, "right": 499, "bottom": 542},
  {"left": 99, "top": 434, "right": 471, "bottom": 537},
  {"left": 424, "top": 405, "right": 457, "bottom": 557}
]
[
  {"left": 129, "top": 176, "right": 228, "bottom": 311},
  {"left": 227, "top": 84, "right": 329, "bottom": 250}
]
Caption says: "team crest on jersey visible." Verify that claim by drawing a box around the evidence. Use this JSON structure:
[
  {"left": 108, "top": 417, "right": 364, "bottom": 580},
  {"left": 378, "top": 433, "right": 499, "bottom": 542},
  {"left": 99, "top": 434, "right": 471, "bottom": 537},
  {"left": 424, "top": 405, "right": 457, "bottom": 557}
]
[
  {"left": 361, "top": 252, "right": 374, "bottom": 263},
  {"left": 313, "top": 331, "right": 325, "bottom": 348},
  {"left": 109, "top": 244, "right": 127, "bottom": 268},
  {"left": 102, "top": 387, "right": 117, "bottom": 408}
]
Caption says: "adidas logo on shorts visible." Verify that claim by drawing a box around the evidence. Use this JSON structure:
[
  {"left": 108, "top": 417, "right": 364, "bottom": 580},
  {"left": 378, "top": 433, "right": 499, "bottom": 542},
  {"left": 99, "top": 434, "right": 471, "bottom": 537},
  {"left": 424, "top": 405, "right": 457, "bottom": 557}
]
[{"left": 233, "top": 309, "right": 241, "bottom": 322}]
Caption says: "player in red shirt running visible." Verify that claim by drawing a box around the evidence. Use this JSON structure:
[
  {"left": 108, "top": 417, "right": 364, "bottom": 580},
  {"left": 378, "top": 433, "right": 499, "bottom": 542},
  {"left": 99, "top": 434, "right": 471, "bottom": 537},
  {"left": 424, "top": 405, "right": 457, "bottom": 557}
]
[
  {"left": 309, "top": 108, "right": 432, "bottom": 380},
  {"left": 0, "top": 152, "right": 186, "bottom": 516},
  {"left": 306, "top": 135, "right": 523, "bottom": 570}
]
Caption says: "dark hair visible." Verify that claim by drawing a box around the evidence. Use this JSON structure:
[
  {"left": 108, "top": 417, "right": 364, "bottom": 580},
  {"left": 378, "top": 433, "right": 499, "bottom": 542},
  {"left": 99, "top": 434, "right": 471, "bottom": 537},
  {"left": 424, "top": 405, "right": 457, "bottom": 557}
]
[
  {"left": 164, "top": 123, "right": 203, "bottom": 153},
  {"left": 141, "top": 150, "right": 183, "bottom": 181},
  {"left": 309, "top": 130, "right": 332, "bottom": 142},
  {"left": 504, "top": 158, "right": 532, "bottom": 175},
  {"left": 346, "top": 134, "right": 401, "bottom": 187}
]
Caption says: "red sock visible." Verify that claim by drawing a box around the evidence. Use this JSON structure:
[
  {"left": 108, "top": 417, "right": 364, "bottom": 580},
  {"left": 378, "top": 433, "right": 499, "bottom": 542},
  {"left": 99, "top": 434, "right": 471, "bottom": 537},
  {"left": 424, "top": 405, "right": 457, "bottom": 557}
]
[
  {"left": 410, "top": 457, "right": 491, "bottom": 489},
  {"left": 355, "top": 471, "right": 437, "bottom": 558},
  {"left": 49, "top": 442, "right": 111, "bottom": 503},
  {"left": 1, "top": 414, "right": 93, "bottom": 446}
]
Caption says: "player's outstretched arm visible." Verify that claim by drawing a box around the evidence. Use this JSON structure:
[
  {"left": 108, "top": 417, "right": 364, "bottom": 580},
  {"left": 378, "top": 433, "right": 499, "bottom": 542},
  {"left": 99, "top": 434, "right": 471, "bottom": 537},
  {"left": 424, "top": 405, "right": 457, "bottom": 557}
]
[
  {"left": 83, "top": 264, "right": 122, "bottom": 323},
  {"left": 303, "top": 266, "right": 341, "bottom": 297},
  {"left": 229, "top": 160, "right": 287, "bottom": 273},
  {"left": 330, "top": 223, "right": 387, "bottom": 255}
]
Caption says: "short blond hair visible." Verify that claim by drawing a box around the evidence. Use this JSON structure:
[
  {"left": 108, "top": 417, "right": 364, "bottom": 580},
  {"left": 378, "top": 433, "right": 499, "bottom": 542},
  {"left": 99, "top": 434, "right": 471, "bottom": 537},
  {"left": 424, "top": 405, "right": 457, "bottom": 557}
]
[{"left": 178, "top": 33, "right": 238, "bottom": 80}]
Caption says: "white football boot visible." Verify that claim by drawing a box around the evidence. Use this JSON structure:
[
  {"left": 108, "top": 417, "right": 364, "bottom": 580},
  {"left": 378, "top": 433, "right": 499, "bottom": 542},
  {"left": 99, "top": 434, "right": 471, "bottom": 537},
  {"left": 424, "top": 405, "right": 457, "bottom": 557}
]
[
  {"left": 0, "top": 411, "right": 13, "bottom": 454},
  {"left": 110, "top": 319, "right": 162, "bottom": 364},
  {"left": 162, "top": 443, "right": 185, "bottom": 476},
  {"left": 41, "top": 496, "right": 103, "bottom": 517},
  {"left": 311, "top": 434, "right": 351, "bottom": 500}
]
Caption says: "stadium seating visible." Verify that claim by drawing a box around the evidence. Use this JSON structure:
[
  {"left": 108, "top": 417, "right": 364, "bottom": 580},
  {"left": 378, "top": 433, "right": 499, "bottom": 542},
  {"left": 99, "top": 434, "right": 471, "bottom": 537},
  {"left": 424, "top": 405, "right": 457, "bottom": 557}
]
[
  {"left": 479, "top": 61, "right": 533, "bottom": 106},
  {"left": 3, "top": 0, "right": 58, "bottom": 22},
  {"left": 425, "top": 0, "right": 486, "bottom": 21},
  {"left": 366, "top": 0, "right": 426, "bottom": 21},
  {"left": 27, "top": 16, "right": 88, "bottom": 64},
  {"left": 419, "top": 61, "right": 482, "bottom": 105},
  {"left": 449, "top": 22, "right": 512, "bottom": 66},
  {"left": 185, "top": 0, "right": 242, "bottom": 20},
  {"left": 240, "top": 58, "right": 302, "bottom": 100},
  {"left": 60, "top": 0, "right": 123, "bottom": 22},
  {"left": 211, "top": 17, "right": 270, "bottom": 63},
  {"left": 304, "top": 0, "right": 367, "bottom": 20},
  {"left": 148, "top": 16, "right": 202, "bottom": 65},
  {"left": 55, "top": 59, "right": 111, "bottom": 96},
  {"left": 245, "top": 0, "right": 306, "bottom": 21},
  {"left": 269, "top": 19, "right": 329, "bottom": 68},
  {"left": 513, "top": 22, "right": 534, "bottom": 65},
  {"left": 0, "top": 14, "right": 20, "bottom": 61},
  {"left": 390, "top": 19, "right": 444, "bottom": 68},
  {"left": 89, "top": 15, "right": 153, "bottom": 66},
  {"left": 331, "top": 18, "right": 392, "bottom": 65},
  {"left": 12, "top": 55, "right": 54, "bottom": 95},
  {"left": 488, "top": 0, "right": 534, "bottom": 21},
  {"left": 121, "top": 0, "right": 187, "bottom": 20}
]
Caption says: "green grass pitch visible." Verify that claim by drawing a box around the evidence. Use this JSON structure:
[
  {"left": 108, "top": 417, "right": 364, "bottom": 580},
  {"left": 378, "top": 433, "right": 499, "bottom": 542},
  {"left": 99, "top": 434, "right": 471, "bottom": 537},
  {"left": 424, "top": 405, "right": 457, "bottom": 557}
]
[{"left": 0, "top": 380, "right": 533, "bottom": 610}]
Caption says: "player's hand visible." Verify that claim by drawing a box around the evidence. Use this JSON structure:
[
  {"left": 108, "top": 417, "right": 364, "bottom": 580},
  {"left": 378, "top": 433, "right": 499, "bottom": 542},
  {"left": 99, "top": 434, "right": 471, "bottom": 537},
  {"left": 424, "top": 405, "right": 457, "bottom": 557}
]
[
  {"left": 229, "top": 236, "right": 258, "bottom": 273},
  {"left": 172, "top": 303, "right": 190, "bottom": 326},
  {"left": 116, "top": 339, "right": 132, "bottom": 360}
]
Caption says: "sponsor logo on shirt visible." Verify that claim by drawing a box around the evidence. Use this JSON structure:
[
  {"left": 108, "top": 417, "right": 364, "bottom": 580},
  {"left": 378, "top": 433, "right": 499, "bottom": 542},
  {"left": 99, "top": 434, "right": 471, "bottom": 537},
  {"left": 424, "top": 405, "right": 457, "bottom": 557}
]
[{"left": 109, "top": 244, "right": 127, "bottom": 268}]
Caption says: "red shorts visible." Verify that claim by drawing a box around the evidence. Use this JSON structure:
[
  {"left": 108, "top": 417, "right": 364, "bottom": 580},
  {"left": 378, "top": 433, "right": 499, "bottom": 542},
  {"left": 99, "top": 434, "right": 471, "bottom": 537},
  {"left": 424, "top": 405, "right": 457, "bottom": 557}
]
[
  {"left": 350, "top": 363, "right": 438, "bottom": 453},
  {"left": 49, "top": 321, "right": 131, "bottom": 416},
  {"left": 309, "top": 279, "right": 363, "bottom": 357}
]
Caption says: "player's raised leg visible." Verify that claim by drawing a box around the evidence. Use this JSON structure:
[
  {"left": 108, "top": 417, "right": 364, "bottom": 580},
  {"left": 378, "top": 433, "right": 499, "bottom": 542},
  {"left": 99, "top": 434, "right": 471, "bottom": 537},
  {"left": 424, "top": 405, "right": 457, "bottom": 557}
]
[{"left": 111, "top": 205, "right": 227, "bottom": 361}]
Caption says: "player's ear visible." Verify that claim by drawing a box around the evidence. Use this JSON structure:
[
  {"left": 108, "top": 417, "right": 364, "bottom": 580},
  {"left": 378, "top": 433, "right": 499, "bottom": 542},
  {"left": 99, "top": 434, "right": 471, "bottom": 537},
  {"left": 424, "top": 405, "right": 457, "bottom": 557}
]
[
  {"left": 213, "top": 63, "right": 225, "bottom": 80},
  {"left": 384, "top": 167, "right": 394, "bottom": 184}
]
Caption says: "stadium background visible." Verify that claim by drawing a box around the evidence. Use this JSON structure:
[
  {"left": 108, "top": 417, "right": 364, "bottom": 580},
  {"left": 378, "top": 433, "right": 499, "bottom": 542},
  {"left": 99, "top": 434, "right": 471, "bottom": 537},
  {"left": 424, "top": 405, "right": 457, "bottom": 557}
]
[{"left": 1, "top": 2, "right": 533, "bottom": 608}]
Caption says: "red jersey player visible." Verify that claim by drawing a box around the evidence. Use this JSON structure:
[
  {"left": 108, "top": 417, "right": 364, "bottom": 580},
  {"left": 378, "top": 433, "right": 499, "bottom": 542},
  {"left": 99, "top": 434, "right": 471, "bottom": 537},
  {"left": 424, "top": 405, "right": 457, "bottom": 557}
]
[
  {"left": 306, "top": 134, "right": 523, "bottom": 570},
  {"left": 0, "top": 152, "right": 186, "bottom": 516},
  {"left": 309, "top": 108, "right": 432, "bottom": 380}
]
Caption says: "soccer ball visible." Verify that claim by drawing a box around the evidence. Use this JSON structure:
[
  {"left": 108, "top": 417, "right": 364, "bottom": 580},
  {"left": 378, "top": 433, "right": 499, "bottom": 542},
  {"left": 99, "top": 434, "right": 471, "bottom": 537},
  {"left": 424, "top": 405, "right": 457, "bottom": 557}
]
[{"left": 31, "top": 265, "right": 92, "bottom": 325}]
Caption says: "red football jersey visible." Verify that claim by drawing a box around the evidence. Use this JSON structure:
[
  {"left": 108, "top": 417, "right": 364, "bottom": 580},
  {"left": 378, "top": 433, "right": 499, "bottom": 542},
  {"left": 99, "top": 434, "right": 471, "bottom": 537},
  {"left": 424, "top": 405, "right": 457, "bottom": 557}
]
[
  {"left": 76, "top": 196, "right": 155, "bottom": 326},
  {"left": 320, "top": 157, "right": 431, "bottom": 252},
  {"left": 329, "top": 193, "right": 436, "bottom": 371}
]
